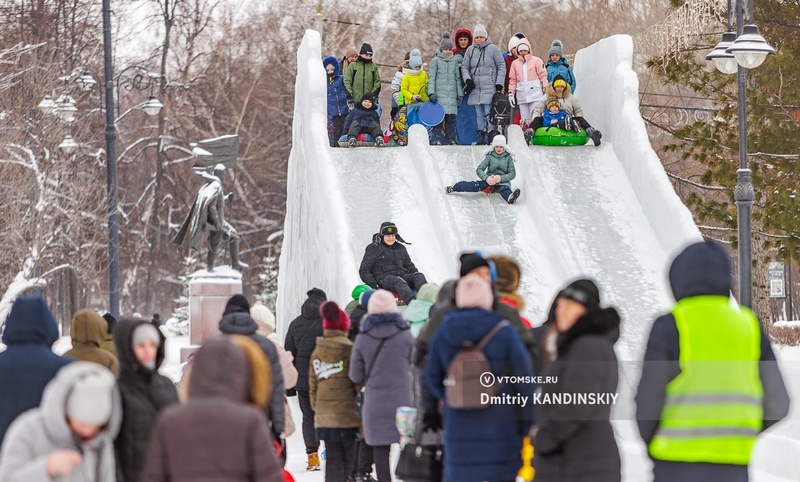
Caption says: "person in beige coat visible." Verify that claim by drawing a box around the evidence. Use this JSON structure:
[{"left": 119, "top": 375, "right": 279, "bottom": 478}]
[
  {"left": 64, "top": 309, "right": 119, "bottom": 374},
  {"left": 252, "top": 302, "right": 298, "bottom": 438}
]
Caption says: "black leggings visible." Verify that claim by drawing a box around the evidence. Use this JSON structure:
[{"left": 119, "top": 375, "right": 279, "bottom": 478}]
[{"left": 373, "top": 445, "right": 392, "bottom": 482}]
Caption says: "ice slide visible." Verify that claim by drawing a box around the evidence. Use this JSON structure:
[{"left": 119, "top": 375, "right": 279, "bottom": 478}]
[{"left": 278, "top": 30, "right": 800, "bottom": 482}]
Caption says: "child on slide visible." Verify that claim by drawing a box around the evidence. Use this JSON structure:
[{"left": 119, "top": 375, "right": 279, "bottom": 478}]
[
  {"left": 445, "top": 134, "right": 521, "bottom": 204},
  {"left": 343, "top": 93, "right": 384, "bottom": 147},
  {"left": 542, "top": 99, "right": 581, "bottom": 131}
]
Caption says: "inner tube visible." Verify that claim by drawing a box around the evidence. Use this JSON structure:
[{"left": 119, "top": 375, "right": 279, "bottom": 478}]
[{"left": 530, "top": 127, "right": 589, "bottom": 146}]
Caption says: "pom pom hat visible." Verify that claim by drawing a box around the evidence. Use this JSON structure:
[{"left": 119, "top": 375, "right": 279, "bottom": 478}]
[
  {"left": 548, "top": 39, "right": 564, "bottom": 58},
  {"left": 473, "top": 24, "right": 488, "bottom": 38},
  {"left": 440, "top": 32, "right": 454, "bottom": 51},
  {"left": 321, "top": 301, "right": 350, "bottom": 331}
]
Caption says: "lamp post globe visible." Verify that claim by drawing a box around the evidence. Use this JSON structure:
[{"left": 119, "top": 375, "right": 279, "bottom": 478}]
[
  {"left": 726, "top": 24, "right": 775, "bottom": 69},
  {"left": 706, "top": 31, "right": 739, "bottom": 74}
]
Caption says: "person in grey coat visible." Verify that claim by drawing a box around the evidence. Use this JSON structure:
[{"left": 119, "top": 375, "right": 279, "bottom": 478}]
[
  {"left": 349, "top": 290, "right": 414, "bottom": 482},
  {"left": 429, "top": 32, "right": 463, "bottom": 145},
  {"left": 0, "top": 362, "right": 121, "bottom": 482},
  {"left": 460, "top": 23, "right": 506, "bottom": 145}
]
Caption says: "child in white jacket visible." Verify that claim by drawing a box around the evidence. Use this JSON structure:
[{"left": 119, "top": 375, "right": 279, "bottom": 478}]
[{"left": 508, "top": 38, "right": 547, "bottom": 129}]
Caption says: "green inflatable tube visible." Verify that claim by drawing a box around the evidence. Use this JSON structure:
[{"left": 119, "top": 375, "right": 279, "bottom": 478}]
[{"left": 530, "top": 127, "right": 589, "bottom": 146}]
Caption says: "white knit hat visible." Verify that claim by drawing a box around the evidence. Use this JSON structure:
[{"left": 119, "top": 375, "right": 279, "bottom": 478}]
[
  {"left": 250, "top": 303, "right": 276, "bottom": 334},
  {"left": 473, "top": 24, "right": 488, "bottom": 38},
  {"left": 492, "top": 134, "right": 507, "bottom": 148},
  {"left": 132, "top": 323, "right": 160, "bottom": 347},
  {"left": 66, "top": 369, "right": 116, "bottom": 425},
  {"left": 455, "top": 273, "right": 494, "bottom": 310},
  {"left": 508, "top": 36, "right": 520, "bottom": 52}
]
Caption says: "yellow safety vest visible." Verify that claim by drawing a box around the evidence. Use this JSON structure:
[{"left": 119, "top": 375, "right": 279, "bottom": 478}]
[{"left": 649, "top": 295, "right": 763, "bottom": 465}]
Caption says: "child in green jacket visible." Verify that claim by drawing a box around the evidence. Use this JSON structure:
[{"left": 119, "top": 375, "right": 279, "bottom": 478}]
[{"left": 445, "top": 135, "right": 521, "bottom": 204}]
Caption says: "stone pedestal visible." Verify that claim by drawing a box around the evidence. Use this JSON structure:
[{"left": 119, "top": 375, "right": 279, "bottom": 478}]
[{"left": 180, "top": 266, "right": 242, "bottom": 361}]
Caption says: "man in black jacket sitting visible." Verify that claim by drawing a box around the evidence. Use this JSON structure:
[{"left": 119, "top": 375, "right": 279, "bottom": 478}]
[{"left": 358, "top": 222, "right": 427, "bottom": 305}]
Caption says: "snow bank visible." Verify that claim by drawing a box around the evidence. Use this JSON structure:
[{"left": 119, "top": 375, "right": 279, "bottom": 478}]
[{"left": 574, "top": 35, "right": 702, "bottom": 261}]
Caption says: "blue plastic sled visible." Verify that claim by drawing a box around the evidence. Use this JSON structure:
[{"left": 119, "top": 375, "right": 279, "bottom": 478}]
[{"left": 419, "top": 101, "right": 445, "bottom": 127}]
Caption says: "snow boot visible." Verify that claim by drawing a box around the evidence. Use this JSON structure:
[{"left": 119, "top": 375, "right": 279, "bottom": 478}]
[
  {"left": 375, "top": 136, "right": 385, "bottom": 147},
  {"left": 507, "top": 189, "right": 521, "bottom": 204},
  {"left": 586, "top": 127, "right": 602, "bottom": 146},
  {"left": 355, "top": 475, "right": 378, "bottom": 482},
  {"left": 348, "top": 137, "right": 357, "bottom": 148},
  {"left": 474, "top": 131, "right": 486, "bottom": 146},
  {"left": 307, "top": 451, "right": 321, "bottom": 471},
  {"left": 524, "top": 128, "right": 535, "bottom": 144},
  {"left": 445, "top": 185, "right": 454, "bottom": 194}
]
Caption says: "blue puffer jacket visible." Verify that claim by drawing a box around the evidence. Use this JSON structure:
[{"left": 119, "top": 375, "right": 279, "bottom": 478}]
[
  {"left": 426, "top": 308, "right": 534, "bottom": 482},
  {"left": 343, "top": 102, "right": 380, "bottom": 130},
  {"left": 546, "top": 57, "right": 576, "bottom": 93},
  {"left": 324, "top": 56, "right": 350, "bottom": 118},
  {"left": 0, "top": 296, "right": 72, "bottom": 446}
]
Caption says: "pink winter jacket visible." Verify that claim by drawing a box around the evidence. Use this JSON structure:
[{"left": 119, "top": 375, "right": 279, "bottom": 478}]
[{"left": 509, "top": 46, "right": 547, "bottom": 105}]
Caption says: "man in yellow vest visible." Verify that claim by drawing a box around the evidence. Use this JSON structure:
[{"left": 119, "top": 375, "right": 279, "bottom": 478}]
[{"left": 636, "top": 240, "right": 790, "bottom": 481}]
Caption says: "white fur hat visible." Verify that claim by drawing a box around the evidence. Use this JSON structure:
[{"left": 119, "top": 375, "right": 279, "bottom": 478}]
[{"left": 492, "top": 134, "right": 507, "bottom": 148}]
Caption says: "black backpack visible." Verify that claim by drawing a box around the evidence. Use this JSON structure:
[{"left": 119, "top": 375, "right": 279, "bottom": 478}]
[{"left": 489, "top": 91, "right": 511, "bottom": 127}]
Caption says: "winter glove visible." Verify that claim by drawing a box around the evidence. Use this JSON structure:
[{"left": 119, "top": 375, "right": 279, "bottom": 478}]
[
  {"left": 463, "top": 79, "right": 475, "bottom": 95},
  {"left": 496, "top": 84, "right": 504, "bottom": 93},
  {"left": 347, "top": 99, "right": 355, "bottom": 110},
  {"left": 412, "top": 94, "right": 422, "bottom": 102},
  {"left": 508, "top": 94, "right": 515, "bottom": 108},
  {"left": 428, "top": 93, "right": 437, "bottom": 103},
  {"left": 373, "top": 89, "right": 381, "bottom": 99},
  {"left": 422, "top": 410, "right": 443, "bottom": 432}
]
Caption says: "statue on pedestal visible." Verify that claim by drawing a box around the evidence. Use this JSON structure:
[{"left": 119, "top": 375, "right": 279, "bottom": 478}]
[{"left": 172, "top": 163, "right": 247, "bottom": 272}]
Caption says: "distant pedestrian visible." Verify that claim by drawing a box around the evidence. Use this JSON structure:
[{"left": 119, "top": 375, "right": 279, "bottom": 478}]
[
  {"left": 0, "top": 296, "right": 72, "bottom": 446},
  {"left": 461, "top": 23, "right": 506, "bottom": 145},
  {"left": 65, "top": 309, "right": 119, "bottom": 374},
  {"left": 636, "top": 241, "right": 790, "bottom": 482},
  {"left": 285, "top": 288, "right": 327, "bottom": 471}
]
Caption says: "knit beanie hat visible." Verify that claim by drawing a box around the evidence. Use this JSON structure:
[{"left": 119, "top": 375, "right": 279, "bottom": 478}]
[
  {"left": 517, "top": 38, "right": 531, "bottom": 53},
  {"left": 351, "top": 284, "right": 371, "bottom": 300},
  {"left": 66, "top": 367, "right": 116, "bottom": 425},
  {"left": 361, "top": 93, "right": 374, "bottom": 103},
  {"left": 132, "top": 322, "right": 160, "bottom": 347},
  {"left": 508, "top": 36, "right": 520, "bottom": 52},
  {"left": 250, "top": 304, "right": 276, "bottom": 334},
  {"left": 548, "top": 39, "right": 564, "bottom": 58},
  {"left": 102, "top": 312, "right": 117, "bottom": 335},
  {"left": 439, "top": 32, "right": 454, "bottom": 51},
  {"left": 560, "top": 278, "right": 601, "bottom": 312},
  {"left": 455, "top": 273, "right": 494, "bottom": 310},
  {"left": 473, "top": 24, "right": 488, "bottom": 38},
  {"left": 459, "top": 252, "right": 490, "bottom": 277},
  {"left": 552, "top": 75, "right": 568, "bottom": 88},
  {"left": 360, "top": 43, "right": 373, "bottom": 55},
  {"left": 224, "top": 294, "right": 250, "bottom": 315},
  {"left": 359, "top": 289, "right": 376, "bottom": 307},
  {"left": 492, "top": 134, "right": 507, "bottom": 148},
  {"left": 514, "top": 32, "right": 526, "bottom": 39},
  {"left": 416, "top": 283, "right": 440, "bottom": 303},
  {"left": 409, "top": 49, "right": 423, "bottom": 68},
  {"left": 547, "top": 99, "right": 560, "bottom": 109},
  {"left": 345, "top": 44, "right": 358, "bottom": 57},
  {"left": 367, "top": 289, "right": 398, "bottom": 314},
  {"left": 321, "top": 301, "right": 350, "bottom": 331}
]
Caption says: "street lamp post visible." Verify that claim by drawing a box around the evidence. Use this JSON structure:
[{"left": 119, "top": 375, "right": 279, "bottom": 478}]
[
  {"left": 101, "top": 0, "right": 120, "bottom": 317},
  {"left": 706, "top": 0, "right": 774, "bottom": 307}
]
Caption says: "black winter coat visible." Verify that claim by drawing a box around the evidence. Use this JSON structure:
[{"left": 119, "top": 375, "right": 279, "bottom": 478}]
[
  {"left": 114, "top": 318, "right": 178, "bottom": 482},
  {"left": 533, "top": 309, "right": 622, "bottom": 482},
  {"left": 285, "top": 289, "right": 327, "bottom": 392},
  {"left": 219, "top": 307, "right": 286, "bottom": 435},
  {"left": 347, "top": 303, "right": 368, "bottom": 341},
  {"left": 358, "top": 240, "right": 419, "bottom": 288},
  {"left": 343, "top": 102, "right": 380, "bottom": 130}
]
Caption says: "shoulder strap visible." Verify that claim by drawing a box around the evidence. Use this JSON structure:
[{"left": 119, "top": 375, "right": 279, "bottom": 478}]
[
  {"left": 363, "top": 337, "right": 388, "bottom": 386},
  {"left": 297, "top": 319, "right": 319, "bottom": 346},
  {"left": 477, "top": 320, "right": 510, "bottom": 350}
]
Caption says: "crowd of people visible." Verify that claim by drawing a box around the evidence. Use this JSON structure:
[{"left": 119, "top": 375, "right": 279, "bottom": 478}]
[
  {"left": 325, "top": 26, "right": 603, "bottom": 148},
  {"left": 0, "top": 235, "right": 791, "bottom": 482}
]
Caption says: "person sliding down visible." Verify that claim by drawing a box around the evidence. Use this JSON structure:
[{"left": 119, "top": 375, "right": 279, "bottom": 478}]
[
  {"left": 543, "top": 99, "right": 581, "bottom": 131},
  {"left": 358, "top": 222, "right": 428, "bottom": 305},
  {"left": 445, "top": 134, "right": 521, "bottom": 204}
]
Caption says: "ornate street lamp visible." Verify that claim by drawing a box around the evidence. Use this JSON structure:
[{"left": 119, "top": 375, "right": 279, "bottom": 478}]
[{"left": 706, "top": 0, "right": 775, "bottom": 307}]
